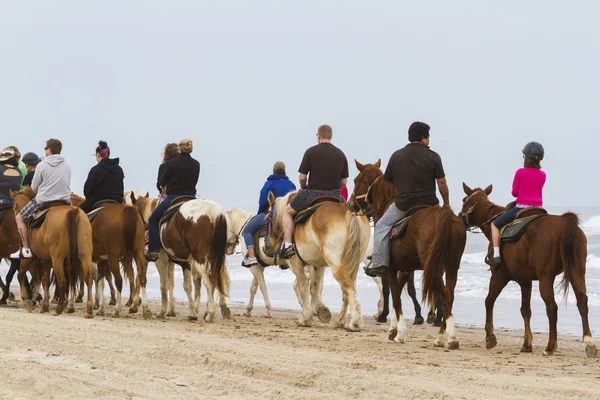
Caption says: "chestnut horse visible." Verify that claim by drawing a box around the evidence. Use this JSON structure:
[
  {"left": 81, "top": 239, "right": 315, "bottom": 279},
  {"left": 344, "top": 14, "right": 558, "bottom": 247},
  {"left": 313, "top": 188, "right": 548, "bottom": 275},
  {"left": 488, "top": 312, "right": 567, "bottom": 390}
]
[
  {"left": 350, "top": 160, "right": 466, "bottom": 348},
  {"left": 459, "top": 183, "right": 597, "bottom": 357},
  {"left": 10, "top": 187, "right": 94, "bottom": 317},
  {"left": 265, "top": 191, "right": 371, "bottom": 331}
]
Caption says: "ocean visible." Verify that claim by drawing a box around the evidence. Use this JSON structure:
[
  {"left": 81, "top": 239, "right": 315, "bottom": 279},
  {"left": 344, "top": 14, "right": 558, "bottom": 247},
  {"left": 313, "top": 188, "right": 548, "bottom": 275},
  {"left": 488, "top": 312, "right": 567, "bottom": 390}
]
[{"left": 2, "top": 205, "right": 600, "bottom": 336}]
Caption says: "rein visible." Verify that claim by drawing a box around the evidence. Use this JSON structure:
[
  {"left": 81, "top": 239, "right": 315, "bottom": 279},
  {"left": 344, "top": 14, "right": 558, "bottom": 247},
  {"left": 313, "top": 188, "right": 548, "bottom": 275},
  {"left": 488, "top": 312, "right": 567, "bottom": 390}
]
[
  {"left": 461, "top": 193, "right": 506, "bottom": 233},
  {"left": 264, "top": 207, "right": 284, "bottom": 259},
  {"left": 353, "top": 175, "right": 396, "bottom": 217}
]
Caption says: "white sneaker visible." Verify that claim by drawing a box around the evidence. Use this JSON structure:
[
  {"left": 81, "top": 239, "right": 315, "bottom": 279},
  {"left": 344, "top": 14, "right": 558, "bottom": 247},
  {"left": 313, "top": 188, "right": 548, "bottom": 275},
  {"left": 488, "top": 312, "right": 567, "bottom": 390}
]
[
  {"left": 241, "top": 257, "right": 258, "bottom": 267},
  {"left": 10, "top": 248, "right": 32, "bottom": 259}
]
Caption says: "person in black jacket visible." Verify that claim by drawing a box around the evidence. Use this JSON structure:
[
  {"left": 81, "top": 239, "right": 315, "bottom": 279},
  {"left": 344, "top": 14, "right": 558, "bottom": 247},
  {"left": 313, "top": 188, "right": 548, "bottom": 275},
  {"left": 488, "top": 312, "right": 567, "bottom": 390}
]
[
  {"left": 79, "top": 141, "right": 125, "bottom": 213},
  {"left": 156, "top": 143, "right": 180, "bottom": 196},
  {"left": 146, "top": 139, "right": 200, "bottom": 261},
  {"left": 21, "top": 152, "right": 41, "bottom": 187}
]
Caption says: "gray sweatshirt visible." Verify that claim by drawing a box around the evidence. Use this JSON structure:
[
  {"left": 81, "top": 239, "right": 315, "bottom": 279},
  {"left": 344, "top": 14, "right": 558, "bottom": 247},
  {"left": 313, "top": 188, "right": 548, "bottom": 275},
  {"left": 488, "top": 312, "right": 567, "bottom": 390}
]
[{"left": 31, "top": 155, "right": 72, "bottom": 204}]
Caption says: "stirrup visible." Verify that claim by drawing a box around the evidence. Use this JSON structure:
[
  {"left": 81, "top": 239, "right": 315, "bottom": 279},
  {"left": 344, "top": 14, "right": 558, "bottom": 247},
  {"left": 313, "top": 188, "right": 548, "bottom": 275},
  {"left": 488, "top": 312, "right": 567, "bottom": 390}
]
[{"left": 278, "top": 244, "right": 296, "bottom": 260}]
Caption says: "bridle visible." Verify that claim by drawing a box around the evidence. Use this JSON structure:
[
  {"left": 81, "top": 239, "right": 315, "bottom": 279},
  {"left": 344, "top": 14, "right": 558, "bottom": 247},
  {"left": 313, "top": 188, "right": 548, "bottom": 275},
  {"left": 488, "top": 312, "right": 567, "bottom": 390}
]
[
  {"left": 459, "top": 192, "right": 505, "bottom": 233},
  {"left": 352, "top": 175, "right": 395, "bottom": 217},
  {"left": 263, "top": 206, "right": 284, "bottom": 258},
  {"left": 229, "top": 215, "right": 253, "bottom": 254}
]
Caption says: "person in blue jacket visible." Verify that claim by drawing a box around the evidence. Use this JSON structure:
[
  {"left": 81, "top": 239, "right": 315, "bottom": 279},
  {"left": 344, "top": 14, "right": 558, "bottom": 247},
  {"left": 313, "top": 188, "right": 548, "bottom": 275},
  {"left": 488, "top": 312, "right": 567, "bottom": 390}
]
[{"left": 241, "top": 161, "right": 296, "bottom": 267}]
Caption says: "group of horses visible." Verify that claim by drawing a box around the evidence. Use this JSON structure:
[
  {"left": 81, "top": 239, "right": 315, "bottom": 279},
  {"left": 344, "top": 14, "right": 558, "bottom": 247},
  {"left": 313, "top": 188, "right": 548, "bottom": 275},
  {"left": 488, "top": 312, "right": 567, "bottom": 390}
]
[{"left": 0, "top": 159, "right": 596, "bottom": 358}]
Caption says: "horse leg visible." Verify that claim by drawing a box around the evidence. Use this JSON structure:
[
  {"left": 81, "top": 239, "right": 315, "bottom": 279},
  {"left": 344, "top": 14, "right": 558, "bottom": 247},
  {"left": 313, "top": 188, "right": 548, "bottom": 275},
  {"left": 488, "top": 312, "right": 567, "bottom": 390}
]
[
  {"left": 81, "top": 256, "right": 94, "bottom": 319},
  {"left": 155, "top": 256, "right": 169, "bottom": 319},
  {"left": 387, "top": 270, "right": 409, "bottom": 342},
  {"left": 245, "top": 271, "right": 260, "bottom": 317},
  {"left": 196, "top": 262, "right": 218, "bottom": 323},
  {"left": 311, "top": 267, "right": 331, "bottom": 324},
  {"left": 0, "top": 259, "right": 19, "bottom": 304},
  {"left": 41, "top": 265, "right": 51, "bottom": 313},
  {"left": 539, "top": 276, "right": 559, "bottom": 356},
  {"left": 108, "top": 255, "right": 123, "bottom": 318},
  {"left": 485, "top": 269, "right": 510, "bottom": 349},
  {"left": 107, "top": 272, "right": 117, "bottom": 306},
  {"left": 433, "top": 297, "right": 443, "bottom": 327},
  {"left": 66, "top": 283, "right": 76, "bottom": 314},
  {"left": 167, "top": 261, "right": 176, "bottom": 317},
  {"left": 218, "top": 288, "right": 231, "bottom": 319},
  {"left": 407, "top": 272, "right": 423, "bottom": 325},
  {"left": 75, "top": 281, "right": 84, "bottom": 303},
  {"left": 438, "top": 267, "right": 459, "bottom": 349},
  {"left": 122, "top": 258, "right": 138, "bottom": 314},
  {"left": 289, "top": 258, "right": 312, "bottom": 327},
  {"left": 125, "top": 279, "right": 135, "bottom": 307},
  {"left": 183, "top": 265, "right": 198, "bottom": 321},
  {"left": 19, "top": 261, "right": 34, "bottom": 310},
  {"left": 570, "top": 279, "right": 598, "bottom": 358},
  {"left": 519, "top": 280, "right": 533, "bottom": 352},
  {"left": 193, "top": 268, "right": 201, "bottom": 316},
  {"left": 379, "top": 276, "right": 390, "bottom": 323},
  {"left": 52, "top": 257, "right": 67, "bottom": 315},
  {"left": 373, "top": 277, "right": 383, "bottom": 320},
  {"left": 135, "top": 251, "right": 152, "bottom": 320}
]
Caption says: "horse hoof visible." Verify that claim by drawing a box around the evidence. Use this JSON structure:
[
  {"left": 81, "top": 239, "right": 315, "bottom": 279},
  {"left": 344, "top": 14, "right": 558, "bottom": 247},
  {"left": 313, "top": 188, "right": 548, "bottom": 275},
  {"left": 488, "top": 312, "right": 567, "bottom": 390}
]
[
  {"left": 520, "top": 345, "right": 533, "bottom": 353},
  {"left": 297, "top": 318, "right": 311, "bottom": 328},
  {"left": 112, "top": 312, "right": 120, "bottom": 318},
  {"left": 109, "top": 299, "right": 117, "bottom": 306},
  {"left": 221, "top": 306, "right": 232, "bottom": 319},
  {"left": 8, "top": 292, "right": 15, "bottom": 301},
  {"left": 426, "top": 313, "right": 435, "bottom": 324},
  {"left": 244, "top": 311, "right": 252, "bottom": 317},
  {"left": 41, "top": 306, "right": 49, "bottom": 314},
  {"left": 388, "top": 329, "right": 398, "bottom": 341},
  {"left": 434, "top": 338, "right": 445, "bottom": 348},
  {"left": 23, "top": 300, "right": 35, "bottom": 312},
  {"left": 129, "top": 307, "right": 138, "bottom": 314},
  {"left": 413, "top": 316, "right": 425, "bottom": 325},
  {"left": 205, "top": 314, "right": 215, "bottom": 323},
  {"left": 448, "top": 340, "right": 460, "bottom": 350},
  {"left": 265, "top": 312, "right": 272, "bottom": 319},
  {"left": 543, "top": 349, "right": 555, "bottom": 357},
  {"left": 188, "top": 315, "right": 198, "bottom": 322},
  {"left": 143, "top": 310, "right": 153, "bottom": 320},
  {"left": 66, "top": 307, "right": 75, "bottom": 314},
  {"left": 433, "top": 320, "right": 442, "bottom": 327},
  {"left": 486, "top": 335, "right": 497, "bottom": 350},
  {"left": 167, "top": 312, "right": 176, "bottom": 317},
  {"left": 55, "top": 306, "right": 64, "bottom": 315},
  {"left": 586, "top": 343, "right": 598, "bottom": 359},
  {"left": 346, "top": 324, "right": 361, "bottom": 333},
  {"left": 84, "top": 313, "right": 94, "bottom": 319},
  {"left": 334, "top": 321, "right": 345, "bottom": 329},
  {"left": 75, "top": 297, "right": 83, "bottom": 304},
  {"left": 316, "top": 306, "right": 332, "bottom": 323},
  {"left": 125, "top": 299, "right": 133, "bottom": 307},
  {"left": 156, "top": 312, "right": 166, "bottom": 320},
  {"left": 376, "top": 315, "right": 387, "bottom": 324}
]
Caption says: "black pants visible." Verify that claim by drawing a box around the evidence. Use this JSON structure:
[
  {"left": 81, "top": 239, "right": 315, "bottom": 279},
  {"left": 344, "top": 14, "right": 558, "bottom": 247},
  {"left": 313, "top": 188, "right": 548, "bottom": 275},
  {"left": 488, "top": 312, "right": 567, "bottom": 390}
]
[{"left": 80, "top": 196, "right": 123, "bottom": 213}]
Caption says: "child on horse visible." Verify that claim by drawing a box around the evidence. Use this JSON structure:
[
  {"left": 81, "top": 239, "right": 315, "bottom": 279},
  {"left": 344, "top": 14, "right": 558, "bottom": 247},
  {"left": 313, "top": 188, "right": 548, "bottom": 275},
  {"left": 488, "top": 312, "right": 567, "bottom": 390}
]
[{"left": 486, "top": 141, "right": 546, "bottom": 266}]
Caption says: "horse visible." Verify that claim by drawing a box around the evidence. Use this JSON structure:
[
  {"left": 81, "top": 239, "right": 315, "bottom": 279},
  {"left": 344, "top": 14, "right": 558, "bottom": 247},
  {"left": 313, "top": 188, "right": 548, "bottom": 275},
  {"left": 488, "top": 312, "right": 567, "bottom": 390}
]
[
  {"left": 130, "top": 192, "right": 233, "bottom": 322},
  {"left": 350, "top": 160, "right": 466, "bottom": 348},
  {"left": 227, "top": 207, "right": 333, "bottom": 322},
  {"left": 10, "top": 187, "right": 94, "bottom": 317},
  {"left": 71, "top": 193, "right": 149, "bottom": 319},
  {"left": 265, "top": 191, "right": 370, "bottom": 331},
  {"left": 459, "top": 183, "right": 597, "bottom": 358}
]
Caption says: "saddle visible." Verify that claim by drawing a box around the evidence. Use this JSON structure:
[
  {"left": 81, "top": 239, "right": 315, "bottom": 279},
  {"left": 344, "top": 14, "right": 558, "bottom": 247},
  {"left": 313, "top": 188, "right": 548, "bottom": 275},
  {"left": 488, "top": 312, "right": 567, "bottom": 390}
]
[
  {"left": 501, "top": 208, "right": 549, "bottom": 243},
  {"left": 389, "top": 205, "right": 432, "bottom": 240},
  {"left": 160, "top": 196, "right": 196, "bottom": 226},
  {"left": 87, "top": 199, "right": 122, "bottom": 223},
  {"left": 295, "top": 201, "right": 334, "bottom": 226},
  {"left": 29, "top": 201, "right": 70, "bottom": 229}
]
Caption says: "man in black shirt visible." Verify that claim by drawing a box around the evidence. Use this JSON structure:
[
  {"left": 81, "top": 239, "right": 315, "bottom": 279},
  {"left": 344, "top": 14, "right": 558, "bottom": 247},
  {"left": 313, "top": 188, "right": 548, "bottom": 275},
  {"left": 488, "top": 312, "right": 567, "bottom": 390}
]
[
  {"left": 365, "top": 122, "right": 449, "bottom": 277},
  {"left": 279, "top": 124, "right": 349, "bottom": 259}
]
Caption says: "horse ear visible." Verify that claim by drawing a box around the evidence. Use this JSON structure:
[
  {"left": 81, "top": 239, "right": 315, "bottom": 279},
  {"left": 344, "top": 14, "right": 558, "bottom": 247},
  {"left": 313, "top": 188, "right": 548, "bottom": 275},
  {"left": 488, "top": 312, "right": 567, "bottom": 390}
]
[
  {"left": 354, "top": 159, "right": 365, "bottom": 171},
  {"left": 144, "top": 192, "right": 149, "bottom": 198},
  {"left": 374, "top": 158, "right": 381, "bottom": 169},
  {"left": 484, "top": 184, "right": 493, "bottom": 195},
  {"left": 462, "top": 182, "right": 473, "bottom": 195},
  {"left": 9, "top": 189, "right": 16, "bottom": 200},
  {"left": 267, "top": 191, "right": 275, "bottom": 208},
  {"left": 130, "top": 192, "right": 137, "bottom": 205}
]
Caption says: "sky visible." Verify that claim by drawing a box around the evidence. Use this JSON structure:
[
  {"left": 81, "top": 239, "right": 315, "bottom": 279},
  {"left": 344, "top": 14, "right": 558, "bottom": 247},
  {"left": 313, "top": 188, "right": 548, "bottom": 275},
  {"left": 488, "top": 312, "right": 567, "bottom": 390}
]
[{"left": 0, "top": 1, "right": 598, "bottom": 211}]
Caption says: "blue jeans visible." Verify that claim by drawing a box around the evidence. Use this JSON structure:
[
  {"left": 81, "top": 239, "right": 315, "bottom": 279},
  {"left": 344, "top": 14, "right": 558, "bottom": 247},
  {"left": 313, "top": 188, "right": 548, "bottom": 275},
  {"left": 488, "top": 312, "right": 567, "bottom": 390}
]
[
  {"left": 148, "top": 195, "right": 178, "bottom": 252},
  {"left": 492, "top": 207, "right": 521, "bottom": 229},
  {"left": 242, "top": 213, "right": 267, "bottom": 248},
  {"left": 372, "top": 203, "right": 407, "bottom": 268},
  {"left": 0, "top": 199, "right": 13, "bottom": 206}
]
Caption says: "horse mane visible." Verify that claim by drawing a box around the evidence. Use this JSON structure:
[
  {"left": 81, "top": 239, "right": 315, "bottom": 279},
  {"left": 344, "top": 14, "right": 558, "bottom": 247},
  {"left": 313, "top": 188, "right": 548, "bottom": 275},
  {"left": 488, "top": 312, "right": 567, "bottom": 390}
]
[
  {"left": 273, "top": 191, "right": 297, "bottom": 228},
  {"left": 17, "top": 186, "right": 35, "bottom": 199}
]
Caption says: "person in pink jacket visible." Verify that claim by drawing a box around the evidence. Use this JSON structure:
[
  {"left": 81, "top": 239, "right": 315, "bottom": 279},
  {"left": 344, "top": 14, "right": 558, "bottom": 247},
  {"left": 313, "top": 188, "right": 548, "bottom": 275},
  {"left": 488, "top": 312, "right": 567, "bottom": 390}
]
[{"left": 486, "top": 142, "right": 546, "bottom": 266}]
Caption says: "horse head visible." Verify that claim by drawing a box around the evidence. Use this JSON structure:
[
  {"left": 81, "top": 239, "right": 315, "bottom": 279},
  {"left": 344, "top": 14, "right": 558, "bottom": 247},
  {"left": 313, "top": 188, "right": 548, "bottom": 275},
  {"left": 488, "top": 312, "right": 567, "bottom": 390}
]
[
  {"left": 10, "top": 187, "right": 35, "bottom": 214},
  {"left": 458, "top": 182, "right": 493, "bottom": 228},
  {"left": 350, "top": 159, "right": 382, "bottom": 215}
]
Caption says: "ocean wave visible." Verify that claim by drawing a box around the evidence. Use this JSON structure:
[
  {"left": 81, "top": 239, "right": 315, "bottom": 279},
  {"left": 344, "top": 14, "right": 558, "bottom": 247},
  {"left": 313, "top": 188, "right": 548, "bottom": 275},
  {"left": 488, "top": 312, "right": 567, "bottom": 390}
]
[{"left": 583, "top": 215, "right": 600, "bottom": 236}]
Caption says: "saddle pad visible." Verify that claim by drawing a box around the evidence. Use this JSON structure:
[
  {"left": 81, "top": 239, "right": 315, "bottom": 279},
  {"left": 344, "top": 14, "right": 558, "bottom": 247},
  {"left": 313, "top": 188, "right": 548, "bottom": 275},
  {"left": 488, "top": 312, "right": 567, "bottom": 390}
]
[
  {"left": 390, "top": 216, "right": 411, "bottom": 240},
  {"left": 295, "top": 203, "right": 326, "bottom": 225},
  {"left": 87, "top": 206, "right": 107, "bottom": 223},
  {"left": 29, "top": 209, "right": 51, "bottom": 229},
  {"left": 501, "top": 214, "right": 548, "bottom": 243},
  {"left": 160, "top": 198, "right": 194, "bottom": 227}
]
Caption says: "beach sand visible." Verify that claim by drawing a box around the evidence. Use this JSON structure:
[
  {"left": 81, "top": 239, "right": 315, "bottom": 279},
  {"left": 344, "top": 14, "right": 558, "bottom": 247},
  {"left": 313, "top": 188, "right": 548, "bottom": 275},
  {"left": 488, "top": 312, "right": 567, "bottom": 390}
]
[{"left": 0, "top": 295, "right": 599, "bottom": 400}]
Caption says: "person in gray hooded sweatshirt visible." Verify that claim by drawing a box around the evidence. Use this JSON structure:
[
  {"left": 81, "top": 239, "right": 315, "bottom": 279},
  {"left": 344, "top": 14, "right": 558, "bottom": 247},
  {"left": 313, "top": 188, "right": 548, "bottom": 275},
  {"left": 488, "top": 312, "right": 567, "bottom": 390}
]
[{"left": 10, "top": 138, "right": 72, "bottom": 259}]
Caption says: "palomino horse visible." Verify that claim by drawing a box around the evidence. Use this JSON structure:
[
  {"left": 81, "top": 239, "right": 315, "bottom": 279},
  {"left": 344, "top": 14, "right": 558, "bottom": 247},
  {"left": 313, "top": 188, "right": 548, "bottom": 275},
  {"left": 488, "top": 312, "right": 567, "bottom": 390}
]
[
  {"left": 350, "top": 160, "right": 466, "bottom": 348},
  {"left": 10, "top": 188, "right": 94, "bottom": 317},
  {"left": 459, "top": 183, "right": 597, "bottom": 358},
  {"left": 227, "top": 207, "right": 331, "bottom": 321},
  {"left": 70, "top": 193, "right": 149, "bottom": 319},
  {"left": 130, "top": 192, "right": 233, "bottom": 322},
  {"left": 265, "top": 191, "right": 370, "bottom": 331}
]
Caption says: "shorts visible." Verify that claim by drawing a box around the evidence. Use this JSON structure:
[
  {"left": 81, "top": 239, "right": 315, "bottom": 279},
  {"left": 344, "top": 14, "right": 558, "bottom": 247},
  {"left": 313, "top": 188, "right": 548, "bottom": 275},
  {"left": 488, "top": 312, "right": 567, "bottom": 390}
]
[
  {"left": 19, "top": 198, "right": 42, "bottom": 219},
  {"left": 289, "top": 189, "right": 343, "bottom": 213}
]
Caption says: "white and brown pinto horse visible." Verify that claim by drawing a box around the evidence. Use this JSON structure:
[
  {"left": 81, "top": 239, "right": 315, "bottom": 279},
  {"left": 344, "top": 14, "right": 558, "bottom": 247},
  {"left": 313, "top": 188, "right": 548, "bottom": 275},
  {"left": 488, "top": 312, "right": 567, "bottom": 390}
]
[
  {"left": 227, "top": 207, "right": 327, "bottom": 320},
  {"left": 130, "top": 192, "right": 233, "bottom": 322},
  {"left": 266, "top": 191, "right": 370, "bottom": 331}
]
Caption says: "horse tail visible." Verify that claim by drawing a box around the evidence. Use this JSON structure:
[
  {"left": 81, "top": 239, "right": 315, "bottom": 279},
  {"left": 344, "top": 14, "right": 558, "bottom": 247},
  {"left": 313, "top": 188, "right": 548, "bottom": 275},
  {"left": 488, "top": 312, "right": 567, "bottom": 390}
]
[
  {"left": 340, "top": 210, "right": 364, "bottom": 284},
  {"left": 207, "top": 214, "right": 230, "bottom": 298},
  {"left": 121, "top": 206, "right": 139, "bottom": 282},
  {"left": 559, "top": 212, "right": 586, "bottom": 300},
  {"left": 422, "top": 205, "right": 454, "bottom": 306},
  {"left": 67, "top": 208, "right": 81, "bottom": 293}
]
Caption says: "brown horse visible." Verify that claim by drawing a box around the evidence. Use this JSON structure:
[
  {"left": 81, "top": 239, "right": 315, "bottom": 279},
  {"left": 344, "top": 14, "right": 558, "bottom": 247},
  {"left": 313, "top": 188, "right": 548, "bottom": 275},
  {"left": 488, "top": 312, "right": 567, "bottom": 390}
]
[
  {"left": 130, "top": 193, "right": 233, "bottom": 322},
  {"left": 0, "top": 204, "right": 21, "bottom": 301},
  {"left": 10, "top": 187, "right": 94, "bottom": 317},
  {"left": 459, "top": 183, "right": 597, "bottom": 357},
  {"left": 350, "top": 160, "right": 466, "bottom": 348}
]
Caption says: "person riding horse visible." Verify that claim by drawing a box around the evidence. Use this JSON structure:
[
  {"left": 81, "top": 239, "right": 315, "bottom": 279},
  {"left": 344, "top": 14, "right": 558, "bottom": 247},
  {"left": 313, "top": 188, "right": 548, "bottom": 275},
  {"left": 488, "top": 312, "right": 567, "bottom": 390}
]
[
  {"left": 0, "top": 148, "right": 23, "bottom": 207},
  {"left": 278, "top": 124, "right": 349, "bottom": 259},
  {"left": 21, "top": 152, "right": 41, "bottom": 187},
  {"left": 145, "top": 139, "right": 200, "bottom": 262},
  {"left": 79, "top": 141, "right": 125, "bottom": 214},
  {"left": 157, "top": 143, "right": 180, "bottom": 197},
  {"left": 365, "top": 122, "right": 449, "bottom": 278},
  {"left": 10, "top": 139, "right": 72, "bottom": 260},
  {"left": 486, "top": 141, "right": 546, "bottom": 266},
  {"left": 241, "top": 161, "right": 296, "bottom": 267}
]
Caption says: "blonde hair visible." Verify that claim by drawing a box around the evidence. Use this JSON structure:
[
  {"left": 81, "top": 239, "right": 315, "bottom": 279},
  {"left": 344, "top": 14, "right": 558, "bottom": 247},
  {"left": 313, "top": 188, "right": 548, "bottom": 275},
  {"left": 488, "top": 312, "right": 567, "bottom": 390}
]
[{"left": 179, "top": 139, "right": 193, "bottom": 154}]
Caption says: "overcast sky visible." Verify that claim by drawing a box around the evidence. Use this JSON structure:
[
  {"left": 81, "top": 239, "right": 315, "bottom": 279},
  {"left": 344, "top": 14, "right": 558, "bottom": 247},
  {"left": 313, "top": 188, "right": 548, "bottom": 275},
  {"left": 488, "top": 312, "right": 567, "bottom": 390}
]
[{"left": 0, "top": 1, "right": 598, "bottom": 211}]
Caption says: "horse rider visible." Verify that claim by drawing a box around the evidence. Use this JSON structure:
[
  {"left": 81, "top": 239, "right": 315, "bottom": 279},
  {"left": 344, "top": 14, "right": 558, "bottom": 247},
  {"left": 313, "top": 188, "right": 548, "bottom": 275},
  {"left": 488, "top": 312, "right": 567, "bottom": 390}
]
[
  {"left": 79, "top": 140, "right": 125, "bottom": 214},
  {"left": 10, "top": 139, "right": 72, "bottom": 259},
  {"left": 21, "top": 152, "right": 41, "bottom": 187},
  {"left": 278, "top": 124, "right": 349, "bottom": 259},
  {"left": 145, "top": 139, "right": 200, "bottom": 262},
  {"left": 241, "top": 161, "right": 296, "bottom": 267},
  {"left": 0, "top": 148, "right": 23, "bottom": 207},
  {"left": 365, "top": 122, "right": 449, "bottom": 277},
  {"left": 157, "top": 143, "right": 180, "bottom": 197}
]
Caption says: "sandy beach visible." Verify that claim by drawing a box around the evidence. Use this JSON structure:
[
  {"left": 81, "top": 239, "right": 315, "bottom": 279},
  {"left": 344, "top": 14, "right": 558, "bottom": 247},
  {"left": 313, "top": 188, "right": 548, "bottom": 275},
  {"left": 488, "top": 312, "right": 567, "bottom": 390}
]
[{"left": 0, "top": 294, "right": 599, "bottom": 400}]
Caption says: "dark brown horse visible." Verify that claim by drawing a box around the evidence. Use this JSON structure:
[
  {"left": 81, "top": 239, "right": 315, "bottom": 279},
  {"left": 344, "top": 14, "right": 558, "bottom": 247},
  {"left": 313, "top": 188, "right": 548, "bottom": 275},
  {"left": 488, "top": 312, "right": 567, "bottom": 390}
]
[
  {"left": 350, "top": 160, "right": 466, "bottom": 348},
  {"left": 459, "top": 183, "right": 597, "bottom": 357}
]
